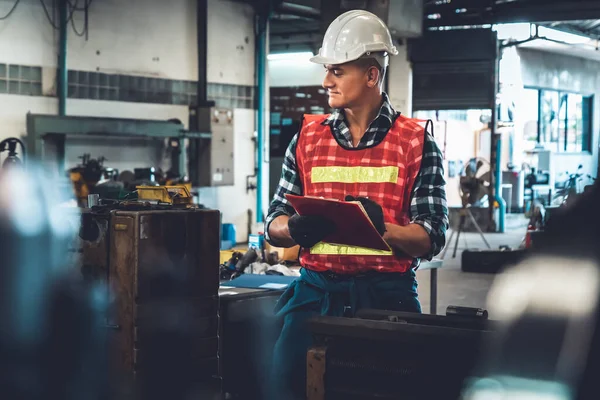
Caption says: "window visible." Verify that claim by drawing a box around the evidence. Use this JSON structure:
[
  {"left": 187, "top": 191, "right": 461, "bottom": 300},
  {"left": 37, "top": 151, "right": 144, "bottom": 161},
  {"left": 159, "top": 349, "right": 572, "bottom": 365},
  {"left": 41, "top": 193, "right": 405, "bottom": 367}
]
[{"left": 524, "top": 87, "right": 592, "bottom": 153}]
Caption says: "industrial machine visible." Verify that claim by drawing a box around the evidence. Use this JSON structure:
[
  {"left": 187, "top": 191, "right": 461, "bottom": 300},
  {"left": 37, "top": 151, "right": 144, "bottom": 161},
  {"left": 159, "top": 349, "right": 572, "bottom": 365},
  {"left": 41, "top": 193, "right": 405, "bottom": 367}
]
[
  {"left": 306, "top": 309, "right": 493, "bottom": 400},
  {"left": 26, "top": 112, "right": 234, "bottom": 190},
  {"left": 69, "top": 153, "right": 123, "bottom": 205}
]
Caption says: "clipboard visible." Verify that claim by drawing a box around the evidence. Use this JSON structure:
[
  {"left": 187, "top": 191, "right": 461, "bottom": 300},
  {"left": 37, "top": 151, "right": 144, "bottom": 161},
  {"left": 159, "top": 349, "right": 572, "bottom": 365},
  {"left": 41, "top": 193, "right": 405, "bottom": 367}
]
[{"left": 285, "top": 194, "right": 391, "bottom": 251}]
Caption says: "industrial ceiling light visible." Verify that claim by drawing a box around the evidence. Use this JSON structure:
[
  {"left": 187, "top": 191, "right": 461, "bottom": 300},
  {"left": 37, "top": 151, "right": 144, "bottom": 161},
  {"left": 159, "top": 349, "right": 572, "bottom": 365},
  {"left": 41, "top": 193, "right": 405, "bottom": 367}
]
[
  {"left": 495, "top": 23, "right": 592, "bottom": 46},
  {"left": 493, "top": 23, "right": 533, "bottom": 41},
  {"left": 537, "top": 26, "right": 591, "bottom": 45}
]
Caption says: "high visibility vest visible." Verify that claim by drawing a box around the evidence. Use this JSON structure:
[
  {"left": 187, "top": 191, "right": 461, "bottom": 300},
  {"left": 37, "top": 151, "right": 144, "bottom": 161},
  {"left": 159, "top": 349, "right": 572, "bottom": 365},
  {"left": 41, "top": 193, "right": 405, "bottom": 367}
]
[{"left": 296, "top": 113, "right": 427, "bottom": 274}]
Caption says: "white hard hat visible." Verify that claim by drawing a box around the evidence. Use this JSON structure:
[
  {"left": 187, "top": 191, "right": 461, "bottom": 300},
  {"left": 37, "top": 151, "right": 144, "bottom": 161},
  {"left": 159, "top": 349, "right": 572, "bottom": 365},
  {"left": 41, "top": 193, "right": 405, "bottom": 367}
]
[{"left": 310, "top": 10, "right": 398, "bottom": 66}]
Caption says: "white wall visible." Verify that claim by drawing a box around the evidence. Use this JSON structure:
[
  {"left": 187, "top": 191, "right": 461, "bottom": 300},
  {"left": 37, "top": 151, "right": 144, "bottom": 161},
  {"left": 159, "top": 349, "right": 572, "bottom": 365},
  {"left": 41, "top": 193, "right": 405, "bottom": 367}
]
[
  {"left": 207, "top": 0, "right": 255, "bottom": 86},
  {"left": 0, "top": 0, "right": 261, "bottom": 239},
  {"left": 68, "top": 0, "right": 197, "bottom": 80},
  {"left": 0, "top": 0, "right": 257, "bottom": 144},
  {"left": 0, "top": 0, "right": 58, "bottom": 67},
  {"left": 0, "top": 0, "right": 254, "bottom": 83},
  {"left": 0, "top": 0, "right": 256, "bottom": 142}
]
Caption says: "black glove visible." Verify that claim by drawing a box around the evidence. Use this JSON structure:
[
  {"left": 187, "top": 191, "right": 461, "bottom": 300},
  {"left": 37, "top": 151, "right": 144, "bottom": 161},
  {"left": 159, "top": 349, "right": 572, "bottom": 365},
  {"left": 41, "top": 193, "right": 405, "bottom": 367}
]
[
  {"left": 345, "top": 195, "right": 386, "bottom": 235},
  {"left": 288, "top": 214, "right": 336, "bottom": 248}
]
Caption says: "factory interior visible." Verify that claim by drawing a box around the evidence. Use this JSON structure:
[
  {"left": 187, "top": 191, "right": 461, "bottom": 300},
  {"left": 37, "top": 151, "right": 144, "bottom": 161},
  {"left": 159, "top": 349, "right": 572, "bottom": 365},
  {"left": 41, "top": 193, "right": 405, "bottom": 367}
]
[{"left": 2, "top": 0, "right": 600, "bottom": 399}]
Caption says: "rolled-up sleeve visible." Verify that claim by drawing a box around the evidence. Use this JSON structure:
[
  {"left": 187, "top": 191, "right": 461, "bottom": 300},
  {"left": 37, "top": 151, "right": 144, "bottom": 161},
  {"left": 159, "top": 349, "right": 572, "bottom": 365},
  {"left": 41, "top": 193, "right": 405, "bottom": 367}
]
[
  {"left": 409, "top": 133, "right": 449, "bottom": 260},
  {"left": 264, "top": 134, "right": 302, "bottom": 245}
]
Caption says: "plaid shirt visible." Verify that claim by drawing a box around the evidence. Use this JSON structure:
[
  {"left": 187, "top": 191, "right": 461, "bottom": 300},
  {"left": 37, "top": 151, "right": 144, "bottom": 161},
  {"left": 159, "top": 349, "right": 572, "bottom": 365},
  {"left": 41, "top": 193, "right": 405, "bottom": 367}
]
[{"left": 265, "top": 93, "right": 448, "bottom": 267}]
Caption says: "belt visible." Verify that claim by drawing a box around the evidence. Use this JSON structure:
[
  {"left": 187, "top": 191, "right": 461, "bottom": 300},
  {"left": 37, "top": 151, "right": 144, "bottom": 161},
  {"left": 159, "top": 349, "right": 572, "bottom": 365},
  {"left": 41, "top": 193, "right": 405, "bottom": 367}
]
[{"left": 315, "top": 269, "right": 405, "bottom": 281}]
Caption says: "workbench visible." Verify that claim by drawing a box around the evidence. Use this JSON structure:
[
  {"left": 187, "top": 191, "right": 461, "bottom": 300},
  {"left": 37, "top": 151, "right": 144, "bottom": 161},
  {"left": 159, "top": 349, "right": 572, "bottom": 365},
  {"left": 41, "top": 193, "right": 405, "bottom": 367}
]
[
  {"left": 219, "top": 259, "right": 444, "bottom": 315},
  {"left": 418, "top": 259, "right": 444, "bottom": 315}
]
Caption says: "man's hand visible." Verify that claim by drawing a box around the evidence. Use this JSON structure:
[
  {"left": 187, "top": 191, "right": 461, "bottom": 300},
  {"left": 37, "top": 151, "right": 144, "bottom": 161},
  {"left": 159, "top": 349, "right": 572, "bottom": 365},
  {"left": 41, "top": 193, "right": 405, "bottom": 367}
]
[
  {"left": 345, "top": 195, "right": 386, "bottom": 236},
  {"left": 288, "top": 214, "right": 336, "bottom": 248}
]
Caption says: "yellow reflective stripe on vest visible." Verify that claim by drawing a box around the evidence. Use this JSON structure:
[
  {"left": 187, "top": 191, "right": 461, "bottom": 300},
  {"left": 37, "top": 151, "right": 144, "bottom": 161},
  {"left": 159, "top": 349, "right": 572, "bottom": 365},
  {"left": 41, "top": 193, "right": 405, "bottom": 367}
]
[
  {"left": 311, "top": 166, "right": 398, "bottom": 184},
  {"left": 310, "top": 242, "right": 394, "bottom": 256}
]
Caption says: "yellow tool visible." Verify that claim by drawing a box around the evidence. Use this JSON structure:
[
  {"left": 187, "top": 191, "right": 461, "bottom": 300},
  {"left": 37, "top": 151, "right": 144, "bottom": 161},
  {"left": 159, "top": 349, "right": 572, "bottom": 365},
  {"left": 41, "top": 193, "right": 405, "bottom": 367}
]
[
  {"left": 136, "top": 185, "right": 194, "bottom": 206},
  {"left": 165, "top": 178, "right": 192, "bottom": 194}
]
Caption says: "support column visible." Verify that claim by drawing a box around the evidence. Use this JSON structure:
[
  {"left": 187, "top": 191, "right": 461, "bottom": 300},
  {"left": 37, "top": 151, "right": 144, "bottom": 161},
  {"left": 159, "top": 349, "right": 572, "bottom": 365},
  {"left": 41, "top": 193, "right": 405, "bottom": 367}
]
[
  {"left": 57, "top": 0, "right": 68, "bottom": 116},
  {"left": 490, "top": 35, "right": 506, "bottom": 233},
  {"left": 256, "top": 3, "right": 270, "bottom": 223}
]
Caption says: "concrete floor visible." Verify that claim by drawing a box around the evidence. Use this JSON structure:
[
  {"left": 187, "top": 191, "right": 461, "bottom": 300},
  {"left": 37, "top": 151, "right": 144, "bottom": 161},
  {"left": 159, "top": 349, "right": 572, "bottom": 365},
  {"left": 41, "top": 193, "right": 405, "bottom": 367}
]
[{"left": 416, "top": 214, "right": 528, "bottom": 317}]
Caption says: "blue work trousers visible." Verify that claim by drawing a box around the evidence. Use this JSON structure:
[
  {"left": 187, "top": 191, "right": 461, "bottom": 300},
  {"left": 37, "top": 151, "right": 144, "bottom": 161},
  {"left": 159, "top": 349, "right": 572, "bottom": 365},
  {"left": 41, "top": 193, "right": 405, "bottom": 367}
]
[{"left": 269, "top": 268, "right": 421, "bottom": 399}]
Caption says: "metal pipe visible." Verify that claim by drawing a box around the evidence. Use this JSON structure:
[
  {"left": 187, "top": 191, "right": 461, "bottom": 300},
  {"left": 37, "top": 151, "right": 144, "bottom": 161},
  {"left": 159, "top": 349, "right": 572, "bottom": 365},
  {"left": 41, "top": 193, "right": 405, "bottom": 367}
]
[
  {"left": 277, "top": 2, "right": 320, "bottom": 20},
  {"left": 491, "top": 33, "right": 505, "bottom": 233},
  {"left": 197, "top": 0, "right": 208, "bottom": 103},
  {"left": 495, "top": 136, "right": 506, "bottom": 233},
  {"left": 256, "top": 6, "right": 270, "bottom": 224},
  {"left": 58, "top": 0, "right": 68, "bottom": 116}
]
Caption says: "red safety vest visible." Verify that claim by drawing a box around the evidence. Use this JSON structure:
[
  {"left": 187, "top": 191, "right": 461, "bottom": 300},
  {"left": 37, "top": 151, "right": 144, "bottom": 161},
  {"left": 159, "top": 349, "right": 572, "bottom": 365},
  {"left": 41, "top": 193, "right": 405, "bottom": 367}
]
[{"left": 296, "top": 113, "right": 427, "bottom": 274}]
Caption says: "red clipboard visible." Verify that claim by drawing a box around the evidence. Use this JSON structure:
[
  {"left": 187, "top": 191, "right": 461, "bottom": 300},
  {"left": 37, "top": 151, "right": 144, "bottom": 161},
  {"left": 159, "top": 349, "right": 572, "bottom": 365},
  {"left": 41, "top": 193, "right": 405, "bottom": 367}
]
[{"left": 285, "top": 194, "right": 391, "bottom": 251}]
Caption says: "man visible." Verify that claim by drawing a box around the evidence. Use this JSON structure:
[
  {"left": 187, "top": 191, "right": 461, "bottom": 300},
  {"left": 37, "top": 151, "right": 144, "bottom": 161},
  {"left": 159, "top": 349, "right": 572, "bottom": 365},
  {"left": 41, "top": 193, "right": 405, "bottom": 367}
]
[{"left": 265, "top": 10, "right": 449, "bottom": 398}]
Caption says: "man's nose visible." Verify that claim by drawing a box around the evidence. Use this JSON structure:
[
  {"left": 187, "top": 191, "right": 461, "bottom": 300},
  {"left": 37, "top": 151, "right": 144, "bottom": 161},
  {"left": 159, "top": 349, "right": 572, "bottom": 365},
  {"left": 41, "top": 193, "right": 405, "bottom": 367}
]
[{"left": 322, "top": 71, "right": 334, "bottom": 89}]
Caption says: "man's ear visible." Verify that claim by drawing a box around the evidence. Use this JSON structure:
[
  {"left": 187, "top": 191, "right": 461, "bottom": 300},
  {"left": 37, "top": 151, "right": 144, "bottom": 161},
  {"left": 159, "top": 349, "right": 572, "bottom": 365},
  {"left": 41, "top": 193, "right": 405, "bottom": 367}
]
[{"left": 366, "top": 66, "right": 380, "bottom": 88}]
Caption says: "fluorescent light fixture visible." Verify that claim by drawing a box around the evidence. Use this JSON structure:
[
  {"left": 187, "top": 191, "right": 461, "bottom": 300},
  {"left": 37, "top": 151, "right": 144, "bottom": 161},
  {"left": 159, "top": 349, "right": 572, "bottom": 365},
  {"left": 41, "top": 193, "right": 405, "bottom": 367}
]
[
  {"left": 493, "top": 23, "right": 532, "bottom": 41},
  {"left": 267, "top": 52, "right": 314, "bottom": 61},
  {"left": 537, "top": 26, "right": 590, "bottom": 45},
  {"left": 494, "top": 23, "right": 592, "bottom": 46}
]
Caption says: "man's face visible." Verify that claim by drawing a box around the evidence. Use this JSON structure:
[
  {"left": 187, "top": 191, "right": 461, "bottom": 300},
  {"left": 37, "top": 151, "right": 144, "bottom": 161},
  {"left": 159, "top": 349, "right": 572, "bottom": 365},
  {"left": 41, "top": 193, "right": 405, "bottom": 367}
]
[{"left": 322, "top": 62, "right": 373, "bottom": 109}]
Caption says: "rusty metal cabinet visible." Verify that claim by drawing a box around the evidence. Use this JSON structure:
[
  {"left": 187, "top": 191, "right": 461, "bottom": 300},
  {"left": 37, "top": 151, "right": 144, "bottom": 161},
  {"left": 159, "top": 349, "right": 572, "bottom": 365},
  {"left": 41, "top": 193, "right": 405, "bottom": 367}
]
[{"left": 81, "top": 208, "right": 221, "bottom": 396}]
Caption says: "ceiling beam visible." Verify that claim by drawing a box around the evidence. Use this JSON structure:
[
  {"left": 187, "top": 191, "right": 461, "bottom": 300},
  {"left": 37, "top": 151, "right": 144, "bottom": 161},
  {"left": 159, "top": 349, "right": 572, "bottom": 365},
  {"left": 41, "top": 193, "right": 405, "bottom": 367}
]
[
  {"left": 275, "top": 1, "right": 320, "bottom": 20},
  {"left": 425, "top": 0, "right": 600, "bottom": 27}
]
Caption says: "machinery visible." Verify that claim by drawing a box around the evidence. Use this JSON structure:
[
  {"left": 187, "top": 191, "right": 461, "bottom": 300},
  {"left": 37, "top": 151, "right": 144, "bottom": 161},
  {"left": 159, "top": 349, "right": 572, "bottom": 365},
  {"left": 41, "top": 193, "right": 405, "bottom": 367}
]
[
  {"left": 69, "top": 154, "right": 123, "bottom": 205},
  {"left": 306, "top": 309, "right": 493, "bottom": 400},
  {"left": 136, "top": 185, "right": 194, "bottom": 207},
  {"left": 0, "top": 137, "right": 26, "bottom": 169}
]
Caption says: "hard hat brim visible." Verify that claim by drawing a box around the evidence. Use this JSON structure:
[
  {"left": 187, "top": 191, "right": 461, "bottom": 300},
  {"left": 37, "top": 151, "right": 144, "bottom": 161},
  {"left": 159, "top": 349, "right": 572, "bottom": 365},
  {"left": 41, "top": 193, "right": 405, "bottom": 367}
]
[{"left": 309, "top": 54, "right": 355, "bottom": 65}]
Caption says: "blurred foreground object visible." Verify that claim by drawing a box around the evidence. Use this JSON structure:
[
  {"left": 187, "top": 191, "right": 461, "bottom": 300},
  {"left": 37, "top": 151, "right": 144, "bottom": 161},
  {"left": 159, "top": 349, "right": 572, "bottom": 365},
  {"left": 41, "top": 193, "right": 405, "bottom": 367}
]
[
  {"left": 535, "top": 180, "right": 600, "bottom": 259},
  {"left": 461, "top": 255, "right": 600, "bottom": 400},
  {"left": 461, "top": 182, "right": 600, "bottom": 400},
  {"left": 0, "top": 163, "right": 109, "bottom": 400}
]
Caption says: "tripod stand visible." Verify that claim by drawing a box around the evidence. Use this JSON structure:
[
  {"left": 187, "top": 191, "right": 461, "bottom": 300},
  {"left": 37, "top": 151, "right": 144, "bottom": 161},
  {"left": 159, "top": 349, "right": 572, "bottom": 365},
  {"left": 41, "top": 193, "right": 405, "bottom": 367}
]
[{"left": 441, "top": 207, "right": 491, "bottom": 259}]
